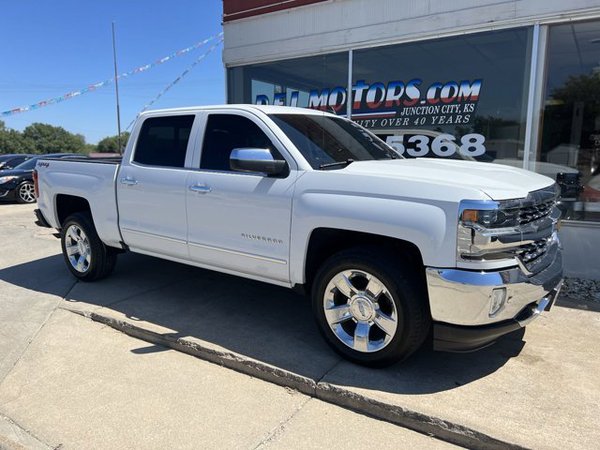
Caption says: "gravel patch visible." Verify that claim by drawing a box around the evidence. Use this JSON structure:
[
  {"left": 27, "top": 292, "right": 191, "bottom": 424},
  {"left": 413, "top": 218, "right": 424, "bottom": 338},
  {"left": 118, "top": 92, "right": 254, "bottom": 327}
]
[{"left": 562, "top": 277, "right": 600, "bottom": 303}]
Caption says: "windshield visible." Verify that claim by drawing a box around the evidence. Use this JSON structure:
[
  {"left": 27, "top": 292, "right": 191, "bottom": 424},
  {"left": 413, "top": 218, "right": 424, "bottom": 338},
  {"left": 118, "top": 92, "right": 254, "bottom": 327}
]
[
  {"left": 269, "top": 114, "right": 401, "bottom": 169},
  {"left": 14, "top": 158, "right": 38, "bottom": 171}
]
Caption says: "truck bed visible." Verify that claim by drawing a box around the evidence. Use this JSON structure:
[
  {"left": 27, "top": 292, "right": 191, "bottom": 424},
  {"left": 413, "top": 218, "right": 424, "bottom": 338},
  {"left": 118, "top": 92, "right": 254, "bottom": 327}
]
[{"left": 35, "top": 157, "right": 123, "bottom": 248}]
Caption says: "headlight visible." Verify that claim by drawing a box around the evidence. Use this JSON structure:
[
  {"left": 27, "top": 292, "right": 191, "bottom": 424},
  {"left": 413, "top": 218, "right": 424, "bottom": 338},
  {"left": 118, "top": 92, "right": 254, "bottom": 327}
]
[
  {"left": 458, "top": 200, "right": 499, "bottom": 228},
  {"left": 0, "top": 176, "right": 18, "bottom": 184},
  {"left": 457, "top": 200, "right": 525, "bottom": 262},
  {"left": 457, "top": 186, "right": 560, "bottom": 265},
  {"left": 460, "top": 201, "right": 524, "bottom": 229},
  {"left": 460, "top": 208, "right": 499, "bottom": 228}
]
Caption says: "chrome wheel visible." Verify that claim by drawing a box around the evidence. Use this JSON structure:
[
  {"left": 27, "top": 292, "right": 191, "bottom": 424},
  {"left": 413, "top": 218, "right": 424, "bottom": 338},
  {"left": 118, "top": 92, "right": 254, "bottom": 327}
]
[
  {"left": 323, "top": 269, "right": 398, "bottom": 353},
  {"left": 64, "top": 225, "right": 92, "bottom": 273},
  {"left": 18, "top": 182, "right": 35, "bottom": 203}
]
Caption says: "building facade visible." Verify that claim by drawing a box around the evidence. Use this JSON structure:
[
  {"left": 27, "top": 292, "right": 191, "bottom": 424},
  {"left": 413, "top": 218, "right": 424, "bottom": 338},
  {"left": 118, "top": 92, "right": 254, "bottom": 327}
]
[{"left": 223, "top": 0, "right": 600, "bottom": 279}]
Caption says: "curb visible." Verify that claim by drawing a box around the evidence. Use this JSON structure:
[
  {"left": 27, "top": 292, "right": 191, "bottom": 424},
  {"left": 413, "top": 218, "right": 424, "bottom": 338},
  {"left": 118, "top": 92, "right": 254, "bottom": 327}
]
[
  {"left": 67, "top": 307, "right": 527, "bottom": 450},
  {"left": 0, "top": 413, "right": 55, "bottom": 450}
]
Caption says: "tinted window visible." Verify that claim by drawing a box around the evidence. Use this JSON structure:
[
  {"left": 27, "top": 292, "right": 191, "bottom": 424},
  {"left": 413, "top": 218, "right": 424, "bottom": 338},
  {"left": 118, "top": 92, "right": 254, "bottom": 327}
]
[
  {"left": 14, "top": 158, "right": 39, "bottom": 171},
  {"left": 270, "top": 114, "right": 398, "bottom": 169},
  {"left": 200, "top": 114, "right": 278, "bottom": 171},
  {"left": 228, "top": 29, "right": 532, "bottom": 164},
  {"left": 134, "top": 115, "right": 194, "bottom": 168},
  {"left": 6, "top": 156, "right": 27, "bottom": 168},
  {"left": 351, "top": 28, "right": 532, "bottom": 164},
  {"left": 540, "top": 20, "right": 600, "bottom": 222},
  {"left": 228, "top": 52, "right": 348, "bottom": 110}
]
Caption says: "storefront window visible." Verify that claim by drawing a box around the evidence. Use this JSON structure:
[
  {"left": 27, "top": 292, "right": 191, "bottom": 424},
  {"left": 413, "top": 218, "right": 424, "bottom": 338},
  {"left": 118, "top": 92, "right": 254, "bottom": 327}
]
[
  {"left": 540, "top": 21, "right": 600, "bottom": 222},
  {"left": 351, "top": 28, "right": 533, "bottom": 165},
  {"left": 227, "top": 52, "right": 348, "bottom": 112},
  {"left": 228, "top": 29, "right": 537, "bottom": 167},
  {"left": 228, "top": 29, "right": 532, "bottom": 167}
]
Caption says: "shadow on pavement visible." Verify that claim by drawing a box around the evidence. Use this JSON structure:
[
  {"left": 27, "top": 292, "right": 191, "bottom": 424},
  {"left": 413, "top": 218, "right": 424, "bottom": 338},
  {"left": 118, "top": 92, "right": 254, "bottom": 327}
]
[
  {"left": 0, "top": 252, "right": 526, "bottom": 395},
  {"left": 0, "top": 254, "right": 74, "bottom": 297}
]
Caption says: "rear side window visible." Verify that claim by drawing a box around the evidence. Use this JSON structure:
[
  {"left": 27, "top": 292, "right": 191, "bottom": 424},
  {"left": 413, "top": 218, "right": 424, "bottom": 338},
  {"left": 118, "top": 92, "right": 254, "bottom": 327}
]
[
  {"left": 134, "top": 115, "right": 195, "bottom": 168},
  {"left": 200, "top": 114, "right": 278, "bottom": 171}
]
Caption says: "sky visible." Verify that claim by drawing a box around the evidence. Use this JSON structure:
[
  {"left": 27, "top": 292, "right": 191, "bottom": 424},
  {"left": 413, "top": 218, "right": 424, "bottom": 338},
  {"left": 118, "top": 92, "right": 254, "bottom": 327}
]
[{"left": 0, "top": 0, "right": 224, "bottom": 144}]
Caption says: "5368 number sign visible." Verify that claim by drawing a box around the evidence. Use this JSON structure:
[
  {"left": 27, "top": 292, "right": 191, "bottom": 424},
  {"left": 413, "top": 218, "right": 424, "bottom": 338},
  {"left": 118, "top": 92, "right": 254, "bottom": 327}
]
[{"left": 385, "top": 133, "right": 486, "bottom": 157}]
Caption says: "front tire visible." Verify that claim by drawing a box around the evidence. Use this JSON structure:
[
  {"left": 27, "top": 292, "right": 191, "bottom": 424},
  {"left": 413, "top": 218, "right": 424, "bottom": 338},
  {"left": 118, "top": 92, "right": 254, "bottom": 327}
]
[
  {"left": 16, "top": 181, "right": 36, "bottom": 204},
  {"left": 61, "top": 212, "right": 117, "bottom": 281},
  {"left": 312, "top": 247, "right": 430, "bottom": 367}
]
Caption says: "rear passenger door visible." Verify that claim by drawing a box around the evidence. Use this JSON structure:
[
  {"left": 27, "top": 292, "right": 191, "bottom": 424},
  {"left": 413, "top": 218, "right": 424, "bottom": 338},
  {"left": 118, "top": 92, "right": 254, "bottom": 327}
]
[
  {"left": 186, "top": 111, "right": 297, "bottom": 284},
  {"left": 117, "top": 114, "right": 198, "bottom": 260}
]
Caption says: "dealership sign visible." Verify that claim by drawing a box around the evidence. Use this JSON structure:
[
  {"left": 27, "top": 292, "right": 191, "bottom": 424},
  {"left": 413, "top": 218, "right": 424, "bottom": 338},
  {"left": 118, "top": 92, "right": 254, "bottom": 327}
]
[{"left": 255, "top": 78, "right": 482, "bottom": 129}]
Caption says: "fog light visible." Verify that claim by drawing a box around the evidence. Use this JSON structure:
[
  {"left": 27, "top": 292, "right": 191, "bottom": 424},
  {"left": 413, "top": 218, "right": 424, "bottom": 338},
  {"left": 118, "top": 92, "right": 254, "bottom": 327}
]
[{"left": 489, "top": 288, "right": 507, "bottom": 317}]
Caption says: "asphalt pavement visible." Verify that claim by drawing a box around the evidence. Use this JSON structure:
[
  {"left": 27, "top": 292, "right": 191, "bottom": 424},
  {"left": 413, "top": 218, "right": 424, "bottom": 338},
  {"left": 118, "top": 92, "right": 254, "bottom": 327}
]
[
  {"left": 1, "top": 203, "right": 600, "bottom": 449},
  {"left": 0, "top": 204, "right": 454, "bottom": 449}
]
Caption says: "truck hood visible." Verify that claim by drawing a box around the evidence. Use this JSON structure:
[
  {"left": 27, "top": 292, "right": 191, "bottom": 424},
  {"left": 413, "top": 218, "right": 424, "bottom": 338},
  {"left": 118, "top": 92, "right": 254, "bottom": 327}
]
[{"left": 342, "top": 158, "right": 555, "bottom": 200}]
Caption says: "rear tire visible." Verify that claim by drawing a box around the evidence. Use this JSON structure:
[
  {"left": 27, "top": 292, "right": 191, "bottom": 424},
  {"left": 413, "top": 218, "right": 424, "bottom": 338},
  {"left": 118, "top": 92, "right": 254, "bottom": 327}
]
[
  {"left": 312, "top": 246, "right": 430, "bottom": 367},
  {"left": 61, "top": 212, "right": 117, "bottom": 281}
]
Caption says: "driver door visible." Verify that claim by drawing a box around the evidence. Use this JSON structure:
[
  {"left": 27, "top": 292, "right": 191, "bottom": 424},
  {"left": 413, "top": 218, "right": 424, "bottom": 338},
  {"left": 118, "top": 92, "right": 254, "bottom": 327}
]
[{"left": 186, "top": 111, "right": 297, "bottom": 284}]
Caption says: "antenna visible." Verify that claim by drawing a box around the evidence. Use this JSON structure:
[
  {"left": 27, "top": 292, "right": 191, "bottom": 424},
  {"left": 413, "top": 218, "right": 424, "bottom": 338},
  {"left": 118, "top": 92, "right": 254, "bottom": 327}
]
[{"left": 111, "top": 22, "right": 123, "bottom": 154}]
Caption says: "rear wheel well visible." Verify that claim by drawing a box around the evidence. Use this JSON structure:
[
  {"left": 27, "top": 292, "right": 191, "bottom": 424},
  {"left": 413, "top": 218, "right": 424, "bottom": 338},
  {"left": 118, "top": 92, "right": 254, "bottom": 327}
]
[
  {"left": 304, "top": 228, "right": 425, "bottom": 291},
  {"left": 56, "top": 195, "right": 91, "bottom": 227}
]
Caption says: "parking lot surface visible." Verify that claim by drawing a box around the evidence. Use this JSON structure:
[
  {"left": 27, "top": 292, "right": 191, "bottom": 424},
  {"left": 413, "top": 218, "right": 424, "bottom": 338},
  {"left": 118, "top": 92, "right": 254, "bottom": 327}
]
[
  {"left": 0, "top": 307, "right": 454, "bottom": 450},
  {"left": 1, "top": 204, "right": 600, "bottom": 449}
]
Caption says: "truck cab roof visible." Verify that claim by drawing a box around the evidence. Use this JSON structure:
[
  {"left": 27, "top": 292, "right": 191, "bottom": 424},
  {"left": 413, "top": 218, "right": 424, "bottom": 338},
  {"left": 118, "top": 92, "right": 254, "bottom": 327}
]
[{"left": 139, "top": 104, "right": 334, "bottom": 118}]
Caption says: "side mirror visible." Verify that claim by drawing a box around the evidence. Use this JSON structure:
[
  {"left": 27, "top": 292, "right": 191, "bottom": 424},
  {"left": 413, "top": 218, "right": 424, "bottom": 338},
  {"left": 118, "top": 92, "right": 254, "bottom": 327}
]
[{"left": 230, "top": 148, "right": 287, "bottom": 176}]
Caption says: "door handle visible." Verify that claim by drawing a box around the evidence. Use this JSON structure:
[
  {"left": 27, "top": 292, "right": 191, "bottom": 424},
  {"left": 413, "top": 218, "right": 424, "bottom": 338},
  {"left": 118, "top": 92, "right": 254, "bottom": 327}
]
[
  {"left": 120, "top": 176, "right": 138, "bottom": 186},
  {"left": 189, "top": 184, "right": 211, "bottom": 194}
]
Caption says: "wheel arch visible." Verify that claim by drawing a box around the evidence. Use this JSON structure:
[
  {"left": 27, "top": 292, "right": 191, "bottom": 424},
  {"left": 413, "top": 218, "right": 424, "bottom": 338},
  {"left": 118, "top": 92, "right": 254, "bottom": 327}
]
[
  {"left": 55, "top": 194, "right": 92, "bottom": 227},
  {"left": 302, "top": 228, "right": 426, "bottom": 292}
]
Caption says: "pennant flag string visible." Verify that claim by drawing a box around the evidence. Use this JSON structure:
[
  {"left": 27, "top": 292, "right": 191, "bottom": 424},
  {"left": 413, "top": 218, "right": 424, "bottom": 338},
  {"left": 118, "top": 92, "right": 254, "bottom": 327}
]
[
  {"left": 125, "top": 38, "right": 223, "bottom": 131},
  {"left": 1, "top": 32, "right": 223, "bottom": 117}
]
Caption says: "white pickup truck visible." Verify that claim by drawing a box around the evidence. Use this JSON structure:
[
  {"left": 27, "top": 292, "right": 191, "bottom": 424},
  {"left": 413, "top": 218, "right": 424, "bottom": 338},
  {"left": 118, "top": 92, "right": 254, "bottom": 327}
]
[{"left": 33, "top": 105, "right": 563, "bottom": 366}]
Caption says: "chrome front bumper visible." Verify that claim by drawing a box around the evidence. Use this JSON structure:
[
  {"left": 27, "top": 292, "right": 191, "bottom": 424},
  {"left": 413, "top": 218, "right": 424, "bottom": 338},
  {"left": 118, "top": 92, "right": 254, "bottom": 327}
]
[
  {"left": 431, "top": 281, "right": 562, "bottom": 352},
  {"left": 426, "top": 239, "right": 563, "bottom": 328}
]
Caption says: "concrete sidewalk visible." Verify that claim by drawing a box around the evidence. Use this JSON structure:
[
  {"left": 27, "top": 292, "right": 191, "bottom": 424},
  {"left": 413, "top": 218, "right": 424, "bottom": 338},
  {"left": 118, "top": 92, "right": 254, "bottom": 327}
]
[
  {"left": 0, "top": 204, "right": 75, "bottom": 383},
  {"left": 0, "top": 309, "right": 453, "bottom": 449},
  {"left": 2, "top": 204, "right": 600, "bottom": 449},
  {"left": 56, "top": 264, "right": 600, "bottom": 449}
]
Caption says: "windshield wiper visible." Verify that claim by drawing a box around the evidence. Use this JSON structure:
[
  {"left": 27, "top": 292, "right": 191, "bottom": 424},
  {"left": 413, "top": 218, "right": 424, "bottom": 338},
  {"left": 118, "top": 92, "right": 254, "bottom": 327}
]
[{"left": 319, "top": 159, "right": 354, "bottom": 170}]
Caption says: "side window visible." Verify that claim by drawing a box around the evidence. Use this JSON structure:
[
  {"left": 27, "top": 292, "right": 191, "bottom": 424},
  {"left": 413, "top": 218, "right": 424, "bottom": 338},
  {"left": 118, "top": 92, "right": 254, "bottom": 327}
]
[
  {"left": 133, "top": 115, "right": 195, "bottom": 168},
  {"left": 200, "top": 114, "right": 279, "bottom": 171},
  {"left": 9, "top": 157, "right": 26, "bottom": 168}
]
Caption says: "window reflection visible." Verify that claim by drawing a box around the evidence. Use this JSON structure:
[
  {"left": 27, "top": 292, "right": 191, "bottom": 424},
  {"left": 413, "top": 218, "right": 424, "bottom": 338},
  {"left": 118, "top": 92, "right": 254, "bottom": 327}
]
[
  {"left": 541, "top": 21, "right": 600, "bottom": 221},
  {"left": 227, "top": 52, "right": 349, "bottom": 112},
  {"left": 352, "top": 28, "right": 533, "bottom": 166}
]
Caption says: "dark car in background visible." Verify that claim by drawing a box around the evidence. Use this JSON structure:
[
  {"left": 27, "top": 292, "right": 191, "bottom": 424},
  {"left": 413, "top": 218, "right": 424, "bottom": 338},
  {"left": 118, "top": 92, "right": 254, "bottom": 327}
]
[
  {"left": 0, "top": 154, "right": 32, "bottom": 171},
  {"left": 0, "top": 153, "right": 85, "bottom": 204}
]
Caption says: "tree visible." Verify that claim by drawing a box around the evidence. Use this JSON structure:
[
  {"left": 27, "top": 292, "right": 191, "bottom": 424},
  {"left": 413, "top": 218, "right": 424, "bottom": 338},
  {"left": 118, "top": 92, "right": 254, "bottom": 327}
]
[
  {"left": 0, "top": 121, "right": 33, "bottom": 154},
  {"left": 83, "top": 143, "right": 97, "bottom": 155},
  {"left": 542, "top": 74, "right": 600, "bottom": 155},
  {"left": 551, "top": 74, "right": 600, "bottom": 114},
  {"left": 96, "top": 132, "right": 130, "bottom": 153},
  {"left": 22, "top": 123, "right": 86, "bottom": 154}
]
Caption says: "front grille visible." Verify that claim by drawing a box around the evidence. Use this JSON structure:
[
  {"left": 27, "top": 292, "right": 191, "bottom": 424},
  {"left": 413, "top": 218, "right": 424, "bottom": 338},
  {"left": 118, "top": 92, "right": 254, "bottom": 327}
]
[
  {"left": 514, "top": 186, "right": 559, "bottom": 268},
  {"left": 518, "top": 199, "right": 555, "bottom": 225},
  {"left": 517, "top": 238, "right": 549, "bottom": 263}
]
